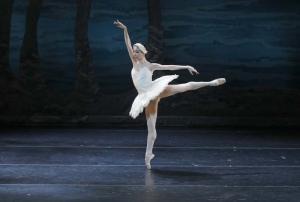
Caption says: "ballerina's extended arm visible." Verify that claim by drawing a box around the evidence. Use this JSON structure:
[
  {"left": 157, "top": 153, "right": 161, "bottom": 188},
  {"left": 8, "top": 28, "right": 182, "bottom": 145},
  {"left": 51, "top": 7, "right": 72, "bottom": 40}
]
[
  {"left": 114, "top": 20, "right": 135, "bottom": 64},
  {"left": 150, "top": 63, "right": 199, "bottom": 75}
]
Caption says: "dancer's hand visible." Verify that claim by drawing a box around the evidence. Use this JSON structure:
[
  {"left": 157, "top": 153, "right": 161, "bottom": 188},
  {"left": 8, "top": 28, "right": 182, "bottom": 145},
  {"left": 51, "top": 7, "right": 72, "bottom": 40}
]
[
  {"left": 114, "top": 19, "right": 127, "bottom": 30},
  {"left": 186, "top": 65, "right": 199, "bottom": 75}
]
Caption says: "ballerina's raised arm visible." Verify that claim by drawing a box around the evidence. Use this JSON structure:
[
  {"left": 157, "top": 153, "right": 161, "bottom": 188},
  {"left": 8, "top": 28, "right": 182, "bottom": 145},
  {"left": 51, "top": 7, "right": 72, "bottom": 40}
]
[{"left": 114, "top": 20, "right": 135, "bottom": 64}]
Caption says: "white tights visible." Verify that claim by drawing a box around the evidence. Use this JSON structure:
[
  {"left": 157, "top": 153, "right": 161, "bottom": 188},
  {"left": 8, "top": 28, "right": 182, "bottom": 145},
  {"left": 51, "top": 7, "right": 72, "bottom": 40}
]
[{"left": 144, "top": 78, "right": 226, "bottom": 169}]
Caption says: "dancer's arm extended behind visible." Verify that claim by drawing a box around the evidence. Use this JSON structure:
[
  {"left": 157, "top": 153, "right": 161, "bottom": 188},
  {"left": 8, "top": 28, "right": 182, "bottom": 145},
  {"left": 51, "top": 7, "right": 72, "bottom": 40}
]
[{"left": 150, "top": 63, "right": 199, "bottom": 75}]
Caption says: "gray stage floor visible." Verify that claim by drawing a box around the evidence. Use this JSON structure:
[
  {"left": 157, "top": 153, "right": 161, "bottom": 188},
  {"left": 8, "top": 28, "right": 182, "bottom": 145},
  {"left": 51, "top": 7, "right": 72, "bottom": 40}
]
[{"left": 0, "top": 128, "right": 299, "bottom": 201}]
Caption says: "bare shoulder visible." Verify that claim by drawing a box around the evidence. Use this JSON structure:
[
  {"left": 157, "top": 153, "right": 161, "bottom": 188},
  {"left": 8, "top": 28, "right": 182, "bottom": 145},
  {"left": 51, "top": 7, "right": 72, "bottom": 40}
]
[
  {"left": 131, "top": 60, "right": 139, "bottom": 69},
  {"left": 147, "top": 62, "right": 161, "bottom": 71}
]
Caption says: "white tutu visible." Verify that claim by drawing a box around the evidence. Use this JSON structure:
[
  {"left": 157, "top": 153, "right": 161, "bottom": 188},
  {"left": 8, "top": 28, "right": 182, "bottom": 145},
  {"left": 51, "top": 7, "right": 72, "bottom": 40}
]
[{"left": 129, "top": 74, "right": 179, "bottom": 119}]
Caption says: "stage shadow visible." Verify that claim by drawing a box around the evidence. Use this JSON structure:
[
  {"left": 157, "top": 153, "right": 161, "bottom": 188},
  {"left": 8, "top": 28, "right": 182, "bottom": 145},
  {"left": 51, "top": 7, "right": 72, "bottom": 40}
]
[
  {"left": 145, "top": 167, "right": 221, "bottom": 187},
  {"left": 152, "top": 168, "right": 220, "bottom": 180}
]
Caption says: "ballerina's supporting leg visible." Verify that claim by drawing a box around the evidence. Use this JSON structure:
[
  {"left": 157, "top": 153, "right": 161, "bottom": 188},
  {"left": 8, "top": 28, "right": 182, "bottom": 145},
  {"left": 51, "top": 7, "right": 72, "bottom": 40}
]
[
  {"left": 159, "top": 78, "right": 226, "bottom": 98},
  {"left": 143, "top": 78, "right": 226, "bottom": 169},
  {"left": 145, "top": 98, "right": 160, "bottom": 169}
]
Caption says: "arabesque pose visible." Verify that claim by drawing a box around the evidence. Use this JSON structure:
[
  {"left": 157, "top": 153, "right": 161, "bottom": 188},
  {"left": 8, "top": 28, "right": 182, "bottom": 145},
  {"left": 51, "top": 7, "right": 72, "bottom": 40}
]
[{"left": 114, "top": 20, "right": 226, "bottom": 169}]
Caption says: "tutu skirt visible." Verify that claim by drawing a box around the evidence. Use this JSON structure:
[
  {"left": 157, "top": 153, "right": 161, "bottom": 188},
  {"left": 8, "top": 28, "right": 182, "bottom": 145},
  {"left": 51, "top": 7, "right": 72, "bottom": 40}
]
[{"left": 129, "top": 74, "right": 179, "bottom": 119}]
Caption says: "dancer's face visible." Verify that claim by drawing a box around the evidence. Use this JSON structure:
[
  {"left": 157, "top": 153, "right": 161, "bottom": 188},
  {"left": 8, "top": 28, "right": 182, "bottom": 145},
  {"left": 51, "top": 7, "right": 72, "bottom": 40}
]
[{"left": 133, "top": 46, "right": 145, "bottom": 61}]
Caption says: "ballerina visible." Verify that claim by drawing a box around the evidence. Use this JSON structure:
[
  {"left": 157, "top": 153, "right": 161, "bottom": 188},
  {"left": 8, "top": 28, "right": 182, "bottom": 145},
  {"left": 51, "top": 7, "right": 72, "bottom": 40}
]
[{"left": 114, "top": 20, "right": 226, "bottom": 169}]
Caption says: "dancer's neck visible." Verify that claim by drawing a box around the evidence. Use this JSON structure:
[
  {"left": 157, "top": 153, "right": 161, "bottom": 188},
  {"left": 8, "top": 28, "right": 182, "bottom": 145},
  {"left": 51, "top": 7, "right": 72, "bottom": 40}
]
[{"left": 135, "top": 58, "right": 148, "bottom": 65}]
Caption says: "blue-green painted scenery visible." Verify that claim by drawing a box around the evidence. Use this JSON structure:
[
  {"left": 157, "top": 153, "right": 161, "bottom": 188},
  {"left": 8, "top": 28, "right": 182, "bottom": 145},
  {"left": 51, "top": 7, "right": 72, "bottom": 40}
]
[{"left": 1, "top": 0, "right": 299, "bottom": 123}]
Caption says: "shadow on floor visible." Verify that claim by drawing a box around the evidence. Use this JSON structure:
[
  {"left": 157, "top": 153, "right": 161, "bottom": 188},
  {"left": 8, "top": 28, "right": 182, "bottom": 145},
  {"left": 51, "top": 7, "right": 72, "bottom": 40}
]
[{"left": 144, "top": 168, "right": 221, "bottom": 186}]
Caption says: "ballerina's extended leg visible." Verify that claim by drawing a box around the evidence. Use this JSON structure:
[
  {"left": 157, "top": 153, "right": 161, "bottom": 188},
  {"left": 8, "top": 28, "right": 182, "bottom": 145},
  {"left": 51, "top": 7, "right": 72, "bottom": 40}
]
[
  {"left": 159, "top": 78, "right": 226, "bottom": 98},
  {"left": 143, "top": 78, "right": 226, "bottom": 169},
  {"left": 145, "top": 98, "right": 159, "bottom": 169}
]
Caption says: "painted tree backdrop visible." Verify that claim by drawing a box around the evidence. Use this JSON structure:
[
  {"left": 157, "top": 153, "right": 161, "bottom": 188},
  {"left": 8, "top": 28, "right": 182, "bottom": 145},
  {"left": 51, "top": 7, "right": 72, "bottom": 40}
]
[{"left": 0, "top": 0, "right": 299, "bottom": 124}]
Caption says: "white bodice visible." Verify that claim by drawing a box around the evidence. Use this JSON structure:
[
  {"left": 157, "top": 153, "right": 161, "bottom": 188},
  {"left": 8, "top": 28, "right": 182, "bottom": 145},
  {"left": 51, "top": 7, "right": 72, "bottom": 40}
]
[
  {"left": 129, "top": 62, "right": 179, "bottom": 119},
  {"left": 131, "top": 65, "right": 153, "bottom": 94}
]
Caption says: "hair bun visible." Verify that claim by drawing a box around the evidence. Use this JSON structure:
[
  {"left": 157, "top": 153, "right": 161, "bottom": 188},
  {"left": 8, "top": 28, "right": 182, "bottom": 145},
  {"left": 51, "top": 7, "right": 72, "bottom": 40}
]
[{"left": 133, "top": 43, "right": 148, "bottom": 54}]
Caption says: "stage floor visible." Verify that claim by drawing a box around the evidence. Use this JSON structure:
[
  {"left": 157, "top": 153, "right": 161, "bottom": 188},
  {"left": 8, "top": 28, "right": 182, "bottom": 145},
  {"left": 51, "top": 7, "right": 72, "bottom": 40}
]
[{"left": 0, "top": 128, "right": 299, "bottom": 201}]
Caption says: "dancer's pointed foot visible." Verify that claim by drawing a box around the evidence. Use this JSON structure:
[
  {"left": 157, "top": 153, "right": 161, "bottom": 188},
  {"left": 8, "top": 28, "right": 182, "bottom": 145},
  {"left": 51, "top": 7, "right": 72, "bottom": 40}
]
[
  {"left": 211, "top": 78, "right": 226, "bottom": 86},
  {"left": 145, "top": 153, "right": 155, "bottom": 169}
]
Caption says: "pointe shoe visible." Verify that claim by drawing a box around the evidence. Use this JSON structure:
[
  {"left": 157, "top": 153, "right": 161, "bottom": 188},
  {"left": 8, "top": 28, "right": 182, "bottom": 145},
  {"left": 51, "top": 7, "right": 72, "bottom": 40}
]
[
  {"left": 145, "top": 153, "right": 155, "bottom": 169},
  {"left": 211, "top": 78, "right": 226, "bottom": 86}
]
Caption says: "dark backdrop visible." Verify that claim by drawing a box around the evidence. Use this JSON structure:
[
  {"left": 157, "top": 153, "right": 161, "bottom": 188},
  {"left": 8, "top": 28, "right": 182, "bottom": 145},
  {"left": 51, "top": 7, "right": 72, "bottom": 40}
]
[{"left": 0, "top": 0, "right": 299, "bottom": 127}]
